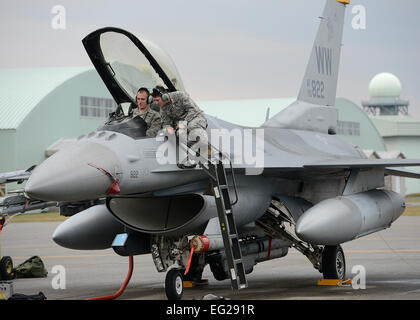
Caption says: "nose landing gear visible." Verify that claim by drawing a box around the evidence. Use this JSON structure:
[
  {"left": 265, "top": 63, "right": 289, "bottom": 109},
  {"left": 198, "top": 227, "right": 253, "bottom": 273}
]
[{"left": 165, "top": 268, "right": 184, "bottom": 300}]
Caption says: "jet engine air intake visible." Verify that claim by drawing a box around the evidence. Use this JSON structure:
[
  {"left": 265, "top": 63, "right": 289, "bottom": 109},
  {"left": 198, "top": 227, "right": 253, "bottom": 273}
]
[
  {"left": 108, "top": 194, "right": 208, "bottom": 235},
  {"left": 107, "top": 189, "right": 272, "bottom": 237}
]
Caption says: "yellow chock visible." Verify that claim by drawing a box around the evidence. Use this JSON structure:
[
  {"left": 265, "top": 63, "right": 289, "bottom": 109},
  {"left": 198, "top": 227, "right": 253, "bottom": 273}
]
[
  {"left": 183, "top": 279, "right": 209, "bottom": 288},
  {"left": 317, "top": 278, "right": 352, "bottom": 286}
]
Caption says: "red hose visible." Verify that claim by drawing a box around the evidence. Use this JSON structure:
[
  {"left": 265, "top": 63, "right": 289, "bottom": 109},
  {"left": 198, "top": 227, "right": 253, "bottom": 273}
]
[
  {"left": 0, "top": 217, "right": 5, "bottom": 235},
  {"left": 87, "top": 256, "right": 133, "bottom": 300},
  {"left": 184, "top": 246, "right": 195, "bottom": 276}
]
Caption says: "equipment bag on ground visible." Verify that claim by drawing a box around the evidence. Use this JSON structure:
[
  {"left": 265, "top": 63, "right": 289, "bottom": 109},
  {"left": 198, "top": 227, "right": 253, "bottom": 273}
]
[{"left": 15, "top": 256, "right": 48, "bottom": 278}]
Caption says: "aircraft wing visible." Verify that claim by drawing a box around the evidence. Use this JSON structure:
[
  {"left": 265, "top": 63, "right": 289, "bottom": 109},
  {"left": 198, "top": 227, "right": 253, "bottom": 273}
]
[
  {"left": 0, "top": 165, "right": 36, "bottom": 184},
  {"left": 304, "top": 159, "right": 420, "bottom": 169},
  {"left": 153, "top": 158, "right": 420, "bottom": 181},
  {"left": 262, "top": 158, "right": 420, "bottom": 178}
]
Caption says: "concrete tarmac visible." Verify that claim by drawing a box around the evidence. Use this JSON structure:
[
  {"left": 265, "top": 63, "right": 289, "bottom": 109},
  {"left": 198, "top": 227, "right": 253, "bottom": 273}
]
[{"left": 1, "top": 216, "right": 420, "bottom": 300}]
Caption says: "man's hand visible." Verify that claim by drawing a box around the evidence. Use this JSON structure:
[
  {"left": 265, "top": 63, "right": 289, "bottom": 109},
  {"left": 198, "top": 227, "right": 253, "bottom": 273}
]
[
  {"left": 166, "top": 126, "right": 176, "bottom": 134},
  {"left": 176, "top": 123, "right": 186, "bottom": 130}
]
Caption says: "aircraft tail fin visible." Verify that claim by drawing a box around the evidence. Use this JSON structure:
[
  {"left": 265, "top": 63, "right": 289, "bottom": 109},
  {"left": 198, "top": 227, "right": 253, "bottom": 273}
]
[
  {"left": 297, "top": 0, "right": 348, "bottom": 106},
  {"left": 262, "top": 0, "right": 349, "bottom": 133}
]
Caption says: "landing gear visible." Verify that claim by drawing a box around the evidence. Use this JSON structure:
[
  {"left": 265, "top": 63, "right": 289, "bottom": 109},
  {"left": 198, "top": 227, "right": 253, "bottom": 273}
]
[
  {"left": 0, "top": 256, "right": 14, "bottom": 280},
  {"left": 165, "top": 269, "right": 184, "bottom": 300},
  {"left": 322, "top": 245, "right": 346, "bottom": 280}
]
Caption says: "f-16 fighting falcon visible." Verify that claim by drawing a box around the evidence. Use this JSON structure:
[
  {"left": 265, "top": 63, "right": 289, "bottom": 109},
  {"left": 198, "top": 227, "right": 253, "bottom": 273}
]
[{"left": 2, "top": 0, "right": 420, "bottom": 300}]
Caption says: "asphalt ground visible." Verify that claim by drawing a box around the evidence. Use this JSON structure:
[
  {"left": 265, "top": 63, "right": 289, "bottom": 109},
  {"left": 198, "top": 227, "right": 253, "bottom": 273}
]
[{"left": 1, "top": 217, "right": 420, "bottom": 301}]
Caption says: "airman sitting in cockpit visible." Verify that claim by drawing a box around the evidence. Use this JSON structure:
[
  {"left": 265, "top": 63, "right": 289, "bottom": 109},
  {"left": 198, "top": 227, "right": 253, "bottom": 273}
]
[{"left": 132, "top": 87, "right": 162, "bottom": 138}]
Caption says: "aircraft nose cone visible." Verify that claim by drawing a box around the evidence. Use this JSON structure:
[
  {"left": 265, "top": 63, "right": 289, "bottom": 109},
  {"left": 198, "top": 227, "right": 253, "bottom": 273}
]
[{"left": 25, "top": 141, "right": 122, "bottom": 202}]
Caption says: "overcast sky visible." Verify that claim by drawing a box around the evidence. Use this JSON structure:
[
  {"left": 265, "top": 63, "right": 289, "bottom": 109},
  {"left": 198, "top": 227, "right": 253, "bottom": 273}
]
[{"left": 1, "top": 0, "right": 419, "bottom": 116}]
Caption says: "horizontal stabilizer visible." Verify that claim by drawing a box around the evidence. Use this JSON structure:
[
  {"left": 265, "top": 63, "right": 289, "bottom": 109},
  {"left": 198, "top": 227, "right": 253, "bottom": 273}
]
[{"left": 385, "top": 167, "right": 420, "bottom": 179}]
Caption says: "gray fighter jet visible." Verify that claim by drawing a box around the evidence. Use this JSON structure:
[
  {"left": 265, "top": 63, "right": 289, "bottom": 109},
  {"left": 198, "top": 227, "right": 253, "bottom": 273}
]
[{"left": 4, "top": 0, "right": 420, "bottom": 299}]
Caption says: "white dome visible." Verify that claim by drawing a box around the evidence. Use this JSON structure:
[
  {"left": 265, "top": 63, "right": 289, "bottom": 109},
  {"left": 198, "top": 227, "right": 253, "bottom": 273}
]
[{"left": 369, "top": 72, "right": 402, "bottom": 98}]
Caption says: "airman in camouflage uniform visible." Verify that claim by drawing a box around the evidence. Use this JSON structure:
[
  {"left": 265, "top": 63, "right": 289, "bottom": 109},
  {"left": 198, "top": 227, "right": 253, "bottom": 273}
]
[
  {"left": 152, "top": 86, "right": 208, "bottom": 167},
  {"left": 134, "top": 88, "right": 161, "bottom": 138}
]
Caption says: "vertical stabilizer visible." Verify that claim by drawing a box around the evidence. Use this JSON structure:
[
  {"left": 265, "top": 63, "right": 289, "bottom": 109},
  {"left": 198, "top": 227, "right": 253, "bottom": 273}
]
[
  {"left": 297, "top": 0, "right": 348, "bottom": 106},
  {"left": 263, "top": 0, "right": 349, "bottom": 133}
]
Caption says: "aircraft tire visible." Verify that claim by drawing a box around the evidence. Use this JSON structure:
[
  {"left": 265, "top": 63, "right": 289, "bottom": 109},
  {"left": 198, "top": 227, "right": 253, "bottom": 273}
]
[
  {"left": 321, "top": 245, "right": 346, "bottom": 280},
  {"left": 165, "top": 269, "right": 184, "bottom": 300},
  {"left": 0, "top": 256, "right": 14, "bottom": 280}
]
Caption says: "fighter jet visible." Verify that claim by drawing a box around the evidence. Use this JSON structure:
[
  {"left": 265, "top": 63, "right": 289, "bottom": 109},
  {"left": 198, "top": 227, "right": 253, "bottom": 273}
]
[{"left": 4, "top": 0, "right": 420, "bottom": 300}]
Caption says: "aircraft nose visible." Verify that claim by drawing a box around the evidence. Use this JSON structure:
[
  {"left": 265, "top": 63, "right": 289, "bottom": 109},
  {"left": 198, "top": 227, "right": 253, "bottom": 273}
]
[{"left": 25, "top": 141, "right": 122, "bottom": 202}]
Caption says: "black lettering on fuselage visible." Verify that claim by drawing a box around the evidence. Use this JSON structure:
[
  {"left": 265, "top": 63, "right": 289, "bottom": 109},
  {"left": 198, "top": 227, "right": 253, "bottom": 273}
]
[{"left": 315, "top": 46, "right": 332, "bottom": 76}]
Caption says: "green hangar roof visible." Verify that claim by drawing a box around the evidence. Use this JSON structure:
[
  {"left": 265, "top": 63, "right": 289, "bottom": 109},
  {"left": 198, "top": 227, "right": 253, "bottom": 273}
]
[{"left": 0, "top": 66, "right": 91, "bottom": 129}]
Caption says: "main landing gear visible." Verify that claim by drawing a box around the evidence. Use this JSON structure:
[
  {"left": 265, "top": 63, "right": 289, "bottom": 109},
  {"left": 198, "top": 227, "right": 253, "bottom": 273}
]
[{"left": 322, "top": 245, "right": 346, "bottom": 280}]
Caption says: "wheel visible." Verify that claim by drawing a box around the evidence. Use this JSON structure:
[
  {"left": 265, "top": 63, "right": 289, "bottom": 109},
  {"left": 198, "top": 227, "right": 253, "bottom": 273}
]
[
  {"left": 322, "top": 245, "right": 346, "bottom": 280},
  {"left": 0, "top": 256, "right": 14, "bottom": 280},
  {"left": 165, "top": 269, "right": 184, "bottom": 300}
]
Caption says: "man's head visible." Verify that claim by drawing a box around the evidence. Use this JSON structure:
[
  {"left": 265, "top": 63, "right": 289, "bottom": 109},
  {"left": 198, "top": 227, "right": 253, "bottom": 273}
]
[
  {"left": 137, "top": 88, "right": 150, "bottom": 112},
  {"left": 151, "top": 86, "right": 169, "bottom": 107}
]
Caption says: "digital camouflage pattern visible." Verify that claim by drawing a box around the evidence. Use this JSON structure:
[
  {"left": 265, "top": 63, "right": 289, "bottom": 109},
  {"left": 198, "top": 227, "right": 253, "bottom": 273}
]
[
  {"left": 132, "top": 107, "right": 162, "bottom": 138},
  {"left": 160, "top": 91, "right": 207, "bottom": 131}
]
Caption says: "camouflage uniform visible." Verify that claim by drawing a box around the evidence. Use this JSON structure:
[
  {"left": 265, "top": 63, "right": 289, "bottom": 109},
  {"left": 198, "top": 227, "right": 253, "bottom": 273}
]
[
  {"left": 160, "top": 91, "right": 208, "bottom": 159},
  {"left": 132, "top": 107, "right": 162, "bottom": 138}
]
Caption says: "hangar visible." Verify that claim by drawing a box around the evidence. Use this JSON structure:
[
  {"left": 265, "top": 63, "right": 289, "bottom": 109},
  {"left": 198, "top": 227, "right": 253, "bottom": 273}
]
[{"left": 0, "top": 66, "right": 114, "bottom": 175}]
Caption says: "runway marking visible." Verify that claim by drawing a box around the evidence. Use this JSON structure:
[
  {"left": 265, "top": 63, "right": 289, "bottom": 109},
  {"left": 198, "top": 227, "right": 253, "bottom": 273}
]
[
  {"left": 345, "top": 249, "right": 420, "bottom": 253},
  {"left": 2, "top": 245, "right": 57, "bottom": 249},
  {"left": 358, "top": 238, "right": 420, "bottom": 241}
]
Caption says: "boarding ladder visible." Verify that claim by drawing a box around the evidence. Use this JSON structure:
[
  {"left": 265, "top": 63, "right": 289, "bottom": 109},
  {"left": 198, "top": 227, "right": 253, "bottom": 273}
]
[{"left": 179, "top": 141, "right": 248, "bottom": 291}]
